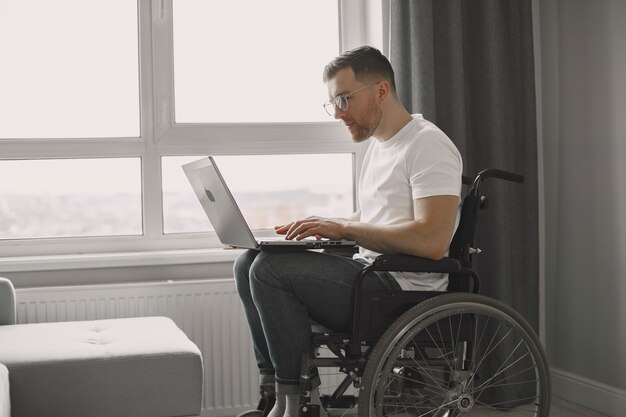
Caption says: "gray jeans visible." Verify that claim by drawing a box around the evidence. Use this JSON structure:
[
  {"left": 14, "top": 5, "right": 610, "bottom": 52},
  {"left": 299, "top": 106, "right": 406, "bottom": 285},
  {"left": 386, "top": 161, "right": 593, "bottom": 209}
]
[{"left": 233, "top": 249, "right": 400, "bottom": 395}]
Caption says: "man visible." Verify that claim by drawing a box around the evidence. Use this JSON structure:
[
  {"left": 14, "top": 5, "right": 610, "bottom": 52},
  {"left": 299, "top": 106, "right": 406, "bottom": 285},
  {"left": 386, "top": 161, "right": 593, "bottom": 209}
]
[{"left": 234, "top": 45, "right": 462, "bottom": 417}]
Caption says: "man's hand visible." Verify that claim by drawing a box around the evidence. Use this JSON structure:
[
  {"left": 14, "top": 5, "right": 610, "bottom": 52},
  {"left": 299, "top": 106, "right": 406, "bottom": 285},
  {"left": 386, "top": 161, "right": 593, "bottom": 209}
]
[{"left": 275, "top": 217, "right": 348, "bottom": 241}]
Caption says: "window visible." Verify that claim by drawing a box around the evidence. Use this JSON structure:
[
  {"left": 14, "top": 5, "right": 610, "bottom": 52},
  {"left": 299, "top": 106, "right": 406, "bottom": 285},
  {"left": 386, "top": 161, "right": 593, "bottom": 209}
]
[
  {"left": 0, "top": 158, "right": 142, "bottom": 239},
  {"left": 0, "top": 0, "right": 140, "bottom": 139},
  {"left": 0, "top": 0, "right": 379, "bottom": 258},
  {"left": 172, "top": 0, "right": 339, "bottom": 123}
]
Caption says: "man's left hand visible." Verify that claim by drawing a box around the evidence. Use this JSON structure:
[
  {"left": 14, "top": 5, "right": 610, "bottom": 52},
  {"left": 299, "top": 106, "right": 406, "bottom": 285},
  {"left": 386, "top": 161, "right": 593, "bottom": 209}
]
[{"left": 274, "top": 217, "right": 348, "bottom": 241}]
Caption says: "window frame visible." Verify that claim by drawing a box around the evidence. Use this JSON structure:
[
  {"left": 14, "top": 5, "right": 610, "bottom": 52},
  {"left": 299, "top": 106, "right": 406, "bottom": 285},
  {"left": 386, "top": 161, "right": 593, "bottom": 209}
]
[{"left": 0, "top": 0, "right": 381, "bottom": 258}]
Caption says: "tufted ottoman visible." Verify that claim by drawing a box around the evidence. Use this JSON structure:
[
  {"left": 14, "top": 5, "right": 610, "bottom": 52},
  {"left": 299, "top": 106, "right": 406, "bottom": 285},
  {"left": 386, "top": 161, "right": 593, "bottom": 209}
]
[{"left": 0, "top": 316, "right": 203, "bottom": 417}]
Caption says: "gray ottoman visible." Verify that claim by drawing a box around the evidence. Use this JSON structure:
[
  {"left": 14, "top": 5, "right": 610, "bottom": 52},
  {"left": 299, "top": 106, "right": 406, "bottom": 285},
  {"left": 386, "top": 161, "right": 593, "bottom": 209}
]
[{"left": 0, "top": 316, "right": 203, "bottom": 417}]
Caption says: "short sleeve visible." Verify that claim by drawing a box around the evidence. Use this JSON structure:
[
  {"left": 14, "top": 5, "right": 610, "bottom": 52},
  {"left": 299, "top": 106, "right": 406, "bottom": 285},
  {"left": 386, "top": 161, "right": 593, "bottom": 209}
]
[{"left": 407, "top": 130, "right": 463, "bottom": 200}]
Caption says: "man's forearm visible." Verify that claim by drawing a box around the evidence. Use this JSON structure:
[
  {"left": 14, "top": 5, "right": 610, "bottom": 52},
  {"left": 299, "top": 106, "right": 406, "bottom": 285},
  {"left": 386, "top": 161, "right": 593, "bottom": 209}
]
[{"left": 342, "top": 220, "right": 452, "bottom": 260}]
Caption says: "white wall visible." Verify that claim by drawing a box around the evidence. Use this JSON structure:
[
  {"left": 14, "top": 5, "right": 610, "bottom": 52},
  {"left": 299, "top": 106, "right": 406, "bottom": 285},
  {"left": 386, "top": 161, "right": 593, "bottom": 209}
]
[{"left": 539, "top": 0, "right": 626, "bottom": 415}]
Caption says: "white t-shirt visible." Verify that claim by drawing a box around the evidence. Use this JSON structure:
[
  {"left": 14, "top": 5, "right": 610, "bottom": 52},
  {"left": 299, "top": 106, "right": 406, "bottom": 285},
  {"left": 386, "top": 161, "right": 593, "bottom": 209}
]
[{"left": 354, "top": 114, "right": 463, "bottom": 291}]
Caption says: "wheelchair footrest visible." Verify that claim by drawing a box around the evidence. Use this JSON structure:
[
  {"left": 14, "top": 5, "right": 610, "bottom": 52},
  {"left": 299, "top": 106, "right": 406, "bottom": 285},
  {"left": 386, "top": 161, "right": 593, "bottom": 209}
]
[{"left": 321, "top": 395, "right": 357, "bottom": 410}]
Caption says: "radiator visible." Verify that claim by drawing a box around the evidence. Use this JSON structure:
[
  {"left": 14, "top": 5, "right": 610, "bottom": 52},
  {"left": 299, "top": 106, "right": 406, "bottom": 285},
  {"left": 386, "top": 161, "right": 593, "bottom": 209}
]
[{"left": 15, "top": 279, "right": 259, "bottom": 417}]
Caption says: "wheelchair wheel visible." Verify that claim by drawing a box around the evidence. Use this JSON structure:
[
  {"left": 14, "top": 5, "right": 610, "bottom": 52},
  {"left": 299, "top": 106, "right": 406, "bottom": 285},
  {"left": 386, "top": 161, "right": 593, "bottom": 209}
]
[{"left": 359, "top": 293, "right": 550, "bottom": 417}]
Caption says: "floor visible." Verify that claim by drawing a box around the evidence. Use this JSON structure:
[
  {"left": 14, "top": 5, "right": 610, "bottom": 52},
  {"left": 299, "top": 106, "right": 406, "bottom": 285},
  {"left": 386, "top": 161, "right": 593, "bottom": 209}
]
[
  {"left": 326, "top": 396, "right": 610, "bottom": 417},
  {"left": 550, "top": 397, "right": 610, "bottom": 417}
]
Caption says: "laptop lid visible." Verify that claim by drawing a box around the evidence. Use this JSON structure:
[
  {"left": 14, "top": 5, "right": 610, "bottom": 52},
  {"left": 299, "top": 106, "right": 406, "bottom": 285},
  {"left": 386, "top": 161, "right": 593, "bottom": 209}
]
[{"left": 182, "top": 156, "right": 259, "bottom": 249}]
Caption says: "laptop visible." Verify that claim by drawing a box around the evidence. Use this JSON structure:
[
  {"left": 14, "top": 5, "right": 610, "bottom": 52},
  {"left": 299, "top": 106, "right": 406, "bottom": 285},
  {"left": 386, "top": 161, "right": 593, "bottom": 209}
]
[{"left": 182, "top": 156, "right": 357, "bottom": 251}]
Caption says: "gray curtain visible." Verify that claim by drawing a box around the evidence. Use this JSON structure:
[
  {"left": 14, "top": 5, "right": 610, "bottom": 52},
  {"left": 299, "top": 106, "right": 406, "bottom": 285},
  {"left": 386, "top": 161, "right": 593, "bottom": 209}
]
[{"left": 389, "top": 0, "right": 539, "bottom": 331}]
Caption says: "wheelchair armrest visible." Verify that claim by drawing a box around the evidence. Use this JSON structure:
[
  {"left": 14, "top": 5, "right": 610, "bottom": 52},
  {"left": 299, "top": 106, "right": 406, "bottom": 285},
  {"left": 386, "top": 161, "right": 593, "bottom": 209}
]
[{"left": 372, "top": 254, "right": 461, "bottom": 273}]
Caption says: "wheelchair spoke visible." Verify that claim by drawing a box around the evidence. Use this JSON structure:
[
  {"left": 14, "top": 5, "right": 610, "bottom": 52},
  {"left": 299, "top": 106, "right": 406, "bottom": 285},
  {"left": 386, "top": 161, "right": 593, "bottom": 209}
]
[
  {"left": 359, "top": 294, "right": 549, "bottom": 417},
  {"left": 470, "top": 315, "right": 493, "bottom": 376},
  {"left": 477, "top": 363, "right": 541, "bottom": 389},
  {"left": 480, "top": 378, "right": 541, "bottom": 391},
  {"left": 452, "top": 312, "right": 465, "bottom": 374},
  {"left": 412, "top": 349, "right": 452, "bottom": 389},
  {"left": 471, "top": 360, "right": 542, "bottom": 391},
  {"left": 473, "top": 323, "right": 511, "bottom": 372},
  {"left": 473, "top": 316, "right": 494, "bottom": 356},
  {"left": 465, "top": 323, "right": 513, "bottom": 389},
  {"left": 424, "top": 325, "right": 455, "bottom": 373},
  {"left": 388, "top": 369, "right": 448, "bottom": 393},
  {"left": 471, "top": 340, "right": 527, "bottom": 394},
  {"left": 385, "top": 373, "right": 450, "bottom": 402}
]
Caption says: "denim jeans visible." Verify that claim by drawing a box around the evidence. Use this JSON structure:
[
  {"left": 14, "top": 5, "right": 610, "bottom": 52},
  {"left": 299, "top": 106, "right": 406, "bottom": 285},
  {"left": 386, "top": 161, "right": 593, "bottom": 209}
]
[{"left": 233, "top": 249, "right": 401, "bottom": 395}]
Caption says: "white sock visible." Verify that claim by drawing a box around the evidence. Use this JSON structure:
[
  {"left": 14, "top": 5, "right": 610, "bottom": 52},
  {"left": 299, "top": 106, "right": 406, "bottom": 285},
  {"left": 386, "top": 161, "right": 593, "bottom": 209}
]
[
  {"left": 283, "top": 393, "right": 300, "bottom": 417},
  {"left": 270, "top": 388, "right": 327, "bottom": 417},
  {"left": 267, "top": 392, "right": 285, "bottom": 417}
]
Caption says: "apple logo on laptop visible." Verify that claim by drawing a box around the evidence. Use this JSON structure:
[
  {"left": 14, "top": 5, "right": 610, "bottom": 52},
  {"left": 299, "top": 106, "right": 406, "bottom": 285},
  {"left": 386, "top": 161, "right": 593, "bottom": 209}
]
[{"left": 204, "top": 189, "right": 216, "bottom": 202}]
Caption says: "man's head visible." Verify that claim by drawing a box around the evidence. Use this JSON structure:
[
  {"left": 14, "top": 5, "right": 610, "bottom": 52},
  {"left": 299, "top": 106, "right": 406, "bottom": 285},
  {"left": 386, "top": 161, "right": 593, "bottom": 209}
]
[
  {"left": 323, "top": 46, "right": 397, "bottom": 93},
  {"left": 323, "top": 46, "right": 398, "bottom": 142}
]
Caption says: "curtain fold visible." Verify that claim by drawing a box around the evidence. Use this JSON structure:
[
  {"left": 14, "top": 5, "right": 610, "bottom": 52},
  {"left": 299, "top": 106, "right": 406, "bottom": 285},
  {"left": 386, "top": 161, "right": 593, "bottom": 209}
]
[{"left": 389, "top": 0, "right": 539, "bottom": 332}]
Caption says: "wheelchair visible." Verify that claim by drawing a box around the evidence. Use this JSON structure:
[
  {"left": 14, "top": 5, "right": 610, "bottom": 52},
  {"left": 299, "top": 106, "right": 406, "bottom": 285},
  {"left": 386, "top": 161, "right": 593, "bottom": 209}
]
[{"left": 244, "top": 169, "right": 550, "bottom": 417}]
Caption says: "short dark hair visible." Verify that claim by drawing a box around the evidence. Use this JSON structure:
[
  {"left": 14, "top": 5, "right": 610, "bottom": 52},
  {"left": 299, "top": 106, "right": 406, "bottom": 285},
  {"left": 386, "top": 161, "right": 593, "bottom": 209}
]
[{"left": 323, "top": 45, "right": 396, "bottom": 93}]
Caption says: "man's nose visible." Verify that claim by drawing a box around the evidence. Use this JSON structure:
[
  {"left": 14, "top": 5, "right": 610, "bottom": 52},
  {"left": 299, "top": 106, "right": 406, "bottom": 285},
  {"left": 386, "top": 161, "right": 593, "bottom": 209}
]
[{"left": 333, "top": 106, "right": 346, "bottom": 119}]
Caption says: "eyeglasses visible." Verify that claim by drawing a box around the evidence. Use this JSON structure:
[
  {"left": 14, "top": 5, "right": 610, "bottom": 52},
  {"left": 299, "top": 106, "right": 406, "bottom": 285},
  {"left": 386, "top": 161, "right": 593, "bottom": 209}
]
[{"left": 323, "top": 83, "right": 378, "bottom": 116}]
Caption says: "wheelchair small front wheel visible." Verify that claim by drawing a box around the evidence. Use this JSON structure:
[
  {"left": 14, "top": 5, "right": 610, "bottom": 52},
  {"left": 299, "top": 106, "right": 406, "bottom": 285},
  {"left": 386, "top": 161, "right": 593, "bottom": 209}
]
[{"left": 358, "top": 292, "right": 550, "bottom": 417}]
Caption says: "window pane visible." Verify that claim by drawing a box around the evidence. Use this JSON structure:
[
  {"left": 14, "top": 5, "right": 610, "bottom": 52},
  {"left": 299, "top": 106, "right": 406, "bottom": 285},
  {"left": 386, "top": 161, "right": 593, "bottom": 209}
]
[
  {"left": 162, "top": 154, "right": 354, "bottom": 234},
  {"left": 173, "top": 0, "right": 339, "bottom": 123},
  {"left": 0, "top": 0, "right": 140, "bottom": 138},
  {"left": 0, "top": 158, "right": 142, "bottom": 239}
]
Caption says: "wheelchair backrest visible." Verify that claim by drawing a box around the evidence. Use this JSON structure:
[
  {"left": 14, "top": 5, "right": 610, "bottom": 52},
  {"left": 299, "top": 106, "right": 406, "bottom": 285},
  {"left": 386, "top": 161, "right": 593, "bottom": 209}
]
[
  {"left": 447, "top": 170, "right": 524, "bottom": 292},
  {"left": 449, "top": 175, "right": 477, "bottom": 268}
]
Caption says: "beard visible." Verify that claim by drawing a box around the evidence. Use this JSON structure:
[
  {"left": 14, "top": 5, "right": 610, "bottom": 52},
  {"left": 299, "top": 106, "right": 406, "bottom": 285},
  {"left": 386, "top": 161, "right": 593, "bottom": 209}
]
[{"left": 347, "top": 100, "right": 382, "bottom": 143}]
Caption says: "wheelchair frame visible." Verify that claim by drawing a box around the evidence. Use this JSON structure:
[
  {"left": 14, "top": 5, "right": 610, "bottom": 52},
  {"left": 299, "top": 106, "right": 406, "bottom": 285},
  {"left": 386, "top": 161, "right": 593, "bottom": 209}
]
[{"left": 245, "top": 169, "right": 551, "bottom": 417}]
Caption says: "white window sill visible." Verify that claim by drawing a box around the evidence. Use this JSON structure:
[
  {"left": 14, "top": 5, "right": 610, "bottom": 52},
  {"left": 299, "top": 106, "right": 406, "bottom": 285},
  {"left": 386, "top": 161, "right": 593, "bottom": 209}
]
[{"left": 0, "top": 248, "right": 245, "bottom": 273}]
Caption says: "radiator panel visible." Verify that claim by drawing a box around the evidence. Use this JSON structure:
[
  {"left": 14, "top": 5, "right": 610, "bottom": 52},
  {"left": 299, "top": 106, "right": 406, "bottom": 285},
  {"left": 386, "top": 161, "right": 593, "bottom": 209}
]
[{"left": 15, "top": 279, "right": 258, "bottom": 417}]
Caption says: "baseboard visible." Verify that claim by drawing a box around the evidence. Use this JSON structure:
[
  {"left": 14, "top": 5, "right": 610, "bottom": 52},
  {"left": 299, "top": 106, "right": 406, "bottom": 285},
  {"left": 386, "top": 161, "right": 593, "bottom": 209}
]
[{"left": 551, "top": 368, "right": 626, "bottom": 417}]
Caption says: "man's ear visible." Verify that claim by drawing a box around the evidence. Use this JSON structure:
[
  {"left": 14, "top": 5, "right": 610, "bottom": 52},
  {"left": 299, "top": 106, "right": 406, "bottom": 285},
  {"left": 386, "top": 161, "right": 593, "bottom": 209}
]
[{"left": 377, "top": 80, "right": 391, "bottom": 102}]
